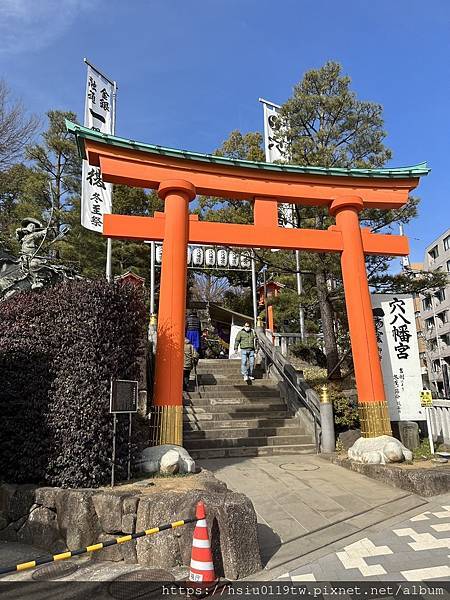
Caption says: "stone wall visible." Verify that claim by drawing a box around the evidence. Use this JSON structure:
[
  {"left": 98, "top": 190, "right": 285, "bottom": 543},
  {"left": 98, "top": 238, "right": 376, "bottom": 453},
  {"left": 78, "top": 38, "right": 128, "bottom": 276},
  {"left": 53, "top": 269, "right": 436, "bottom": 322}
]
[{"left": 0, "top": 472, "right": 262, "bottom": 580}]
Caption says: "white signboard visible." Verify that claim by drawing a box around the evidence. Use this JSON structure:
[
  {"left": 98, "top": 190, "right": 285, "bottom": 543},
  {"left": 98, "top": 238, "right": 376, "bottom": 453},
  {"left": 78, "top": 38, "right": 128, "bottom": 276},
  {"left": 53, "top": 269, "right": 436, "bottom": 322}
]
[
  {"left": 372, "top": 293, "right": 425, "bottom": 421},
  {"left": 81, "top": 64, "right": 115, "bottom": 232},
  {"left": 260, "top": 99, "right": 294, "bottom": 228}
]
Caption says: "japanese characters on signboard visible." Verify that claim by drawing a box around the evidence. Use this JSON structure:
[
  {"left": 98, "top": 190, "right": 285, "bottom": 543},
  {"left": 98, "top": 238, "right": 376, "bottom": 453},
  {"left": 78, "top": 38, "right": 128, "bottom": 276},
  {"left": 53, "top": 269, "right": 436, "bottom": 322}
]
[
  {"left": 261, "top": 100, "right": 294, "bottom": 228},
  {"left": 372, "top": 294, "right": 425, "bottom": 421},
  {"left": 420, "top": 390, "right": 433, "bottom": 407},
  {"left": 81, "top": 65, "right": 115, "bottom": 232}
]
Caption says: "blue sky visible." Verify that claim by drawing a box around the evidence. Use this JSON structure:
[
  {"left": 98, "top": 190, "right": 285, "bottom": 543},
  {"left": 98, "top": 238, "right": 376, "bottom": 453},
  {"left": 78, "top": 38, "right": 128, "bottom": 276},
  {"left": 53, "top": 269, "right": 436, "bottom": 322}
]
[{"left": 1, "top": 0, "right": 449, "bottom": 263}]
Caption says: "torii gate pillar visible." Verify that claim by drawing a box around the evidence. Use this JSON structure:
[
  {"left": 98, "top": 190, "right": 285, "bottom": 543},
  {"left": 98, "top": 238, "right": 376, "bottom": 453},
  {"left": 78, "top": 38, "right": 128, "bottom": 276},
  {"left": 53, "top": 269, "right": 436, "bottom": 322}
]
[
  {"left": 152, "top": 180, "right": 196, "bottom": 445},
  {"left": 330, "top": 197, "right": 391, "bottom": 436}
]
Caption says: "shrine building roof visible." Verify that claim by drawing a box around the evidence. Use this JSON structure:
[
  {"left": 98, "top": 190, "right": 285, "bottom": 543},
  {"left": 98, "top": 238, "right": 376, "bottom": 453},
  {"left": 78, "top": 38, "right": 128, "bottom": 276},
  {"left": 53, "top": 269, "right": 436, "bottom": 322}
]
[{"left": 67, "top": 121, "right": 430, "bottom": 180}]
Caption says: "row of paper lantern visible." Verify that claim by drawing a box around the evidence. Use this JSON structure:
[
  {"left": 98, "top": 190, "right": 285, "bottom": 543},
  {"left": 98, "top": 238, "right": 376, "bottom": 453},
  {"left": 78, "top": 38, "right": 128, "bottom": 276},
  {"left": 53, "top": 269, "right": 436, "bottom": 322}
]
[{"left": 155, "top": 245, "right": 252, "bottom": 269}]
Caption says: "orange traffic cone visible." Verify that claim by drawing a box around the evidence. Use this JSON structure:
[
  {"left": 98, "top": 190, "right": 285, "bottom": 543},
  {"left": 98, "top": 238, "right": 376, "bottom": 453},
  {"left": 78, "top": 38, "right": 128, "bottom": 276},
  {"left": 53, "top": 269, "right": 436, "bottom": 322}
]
[{"left": 189, "top": 501, "right": 217, "bottom": 585}]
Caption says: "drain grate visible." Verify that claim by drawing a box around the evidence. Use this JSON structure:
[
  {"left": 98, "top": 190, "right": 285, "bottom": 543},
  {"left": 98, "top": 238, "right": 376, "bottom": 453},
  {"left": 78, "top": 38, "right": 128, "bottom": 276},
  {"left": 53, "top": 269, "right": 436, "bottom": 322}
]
[
  {"left": 279, "top": 462, "right": 319, "bottom": 472},
  {"left": 108, "top": 569, "right": 175, "bottom": 600},
  {"left": 31, "top": 560, "right": 79, "bottom": 581}
]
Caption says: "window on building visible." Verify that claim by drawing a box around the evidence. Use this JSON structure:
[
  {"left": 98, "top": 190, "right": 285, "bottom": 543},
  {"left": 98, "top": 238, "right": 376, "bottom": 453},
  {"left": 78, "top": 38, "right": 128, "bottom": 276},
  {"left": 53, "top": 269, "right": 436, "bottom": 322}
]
[
  {"left": 436, "top": 288, "right": 446, "bottom": 303},
  {"left": 447, "top": 259, "right": 450, "bottom": 272},
  {"left": 429, "top": 245, "right": 439, "bottom": 261},
  {"left": 422, "top": 297, "right": 432, "bottom": 311},
  {"left": 425, "top": 317, "right": 434, "bottom": 330},
  {"left": 441, "top": 334, "right": 450, "bottom": 347},
  {"left": 432, "top": 360, "right": 441, "bottom": 373},
  {"left": 430, "top": 339, "right": 438, "bottom": 351},
  {"left": 437, "top": 310, "right": 449, "bottom": 325},
  {"left": 444, "top": 235, "right": 450, "bottom": 251}
]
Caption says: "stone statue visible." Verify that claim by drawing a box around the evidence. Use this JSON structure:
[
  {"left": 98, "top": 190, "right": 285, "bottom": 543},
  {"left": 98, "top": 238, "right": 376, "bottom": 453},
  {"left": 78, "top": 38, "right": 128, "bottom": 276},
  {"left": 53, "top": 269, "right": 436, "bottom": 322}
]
[{"left": 0, "top": 217, "right": 79, "bottom": 301}]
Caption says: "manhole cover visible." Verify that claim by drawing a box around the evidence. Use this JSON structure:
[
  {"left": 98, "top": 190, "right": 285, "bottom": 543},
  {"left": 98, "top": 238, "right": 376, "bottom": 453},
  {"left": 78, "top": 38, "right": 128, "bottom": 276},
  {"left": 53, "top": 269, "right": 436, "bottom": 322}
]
[
  {"left": 279, "top": 463, "right": 319, "bottom": 472},
  {"left": 32, "top": 560, "right": 79, "bottom": 581},
  {"left": 108, "top": 569, "right": 175, "bottom": 600}
]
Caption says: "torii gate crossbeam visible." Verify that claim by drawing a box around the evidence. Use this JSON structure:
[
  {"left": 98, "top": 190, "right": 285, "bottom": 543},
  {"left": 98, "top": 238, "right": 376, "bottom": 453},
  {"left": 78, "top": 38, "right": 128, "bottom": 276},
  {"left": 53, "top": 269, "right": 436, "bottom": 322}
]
[{"left": 68, "top": 122, "right": 429, "bottom": 445}]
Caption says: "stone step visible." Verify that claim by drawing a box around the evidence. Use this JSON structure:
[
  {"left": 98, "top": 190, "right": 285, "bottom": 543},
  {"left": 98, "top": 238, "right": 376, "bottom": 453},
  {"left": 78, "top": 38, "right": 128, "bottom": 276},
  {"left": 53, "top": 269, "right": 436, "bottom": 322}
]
[
  {"left": 184, "top": 434, "right": 312, "bottom": 449},
  {"left": 183, "top": 409, "right": 291, "bottom": 421},
  {"left": 195, "top": 363, "right": 261, "bottom": 372},
  {"left": 187, "top": 444, "right": 316, "bottom": 460},
  {"left": 187, "top": 389, "right": 280, "bottom": 399},
  {"left": 184, "top": 426, "right": 309, "bottom": 440},
  {"left": 185, "top": 398, "right": 285, "bottom": 409},
  {"left": 184, "top": 417, "right": 303, "bottom": 430},
  {"left": 194, "top": 378, "right": 270, "bottom": 387}
]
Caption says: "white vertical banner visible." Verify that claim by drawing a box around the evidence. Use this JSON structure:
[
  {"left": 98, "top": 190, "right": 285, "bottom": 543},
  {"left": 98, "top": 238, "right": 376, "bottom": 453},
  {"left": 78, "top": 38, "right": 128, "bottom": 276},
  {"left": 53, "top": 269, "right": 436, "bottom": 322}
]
[
  {"left": 259, "top": 98, "right": 293, "bottom": 227},
  {"left": 81, "top": 63, "right": 116, "bottom": 232},
  {"left": 372, "top": 293, "right": 426, "bottom": 421}
]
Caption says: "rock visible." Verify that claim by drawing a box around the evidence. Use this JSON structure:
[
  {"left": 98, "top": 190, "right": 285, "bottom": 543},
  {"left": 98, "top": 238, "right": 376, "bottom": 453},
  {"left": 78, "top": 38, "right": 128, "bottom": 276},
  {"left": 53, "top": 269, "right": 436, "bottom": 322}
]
[
  {"left": 135, "top": 494, "right": 183, "bottom": 569},
  {"left": 35, "top": 487, "right": 60, "bottom": 510},
  {"left": 123, "top": 497, "right": 138, "bottom": 515},
  {"left": 362, "top": 451, "right": 384, "bottom": 464},
  {"left": 136, "top": 445, "right": 195, "bottom": 475},
  {"left": 93, "top": 493, "right": 125, "bottom": 534},
  {"left": 17, "top": 506, "right": 60, "bottom": 550},
  {"left": 348, "top": 435, "right": 413, "bottom": 465},
  {"left": 432, "top": 457, "right": 448, "bottom": 464},
  {"left": 121, "top": 513, "right": 136, "bottom": 534},
  {"left": 120, "top": 539, "right": 138, "bottom": 564},
  {"left": 92, "top": 533, "right": 123, "bottom": 562},
  {"left": 0, "top": 523, "right": 18, "bottom": 542},
  {"left": 0, "top": 483, "right": 17, "bottom": 520},
  {"left": 338, "top": 429, "right": 361, "bottom": 451},
  {"left": 160, "top": 450, "right": 180, "bottom": 475},
  {"left": 383, "top": 442, "right": 405, "bottom": 463},
  {"left": 56, "top": 490, "right": 100, "bottom": 550},
  {"left": 195, "top": 469, "right": 228, "bottom": 493},
  {"left": 9, "top": 485, "right": 37, "bottom": 521},
  {"left": 398, "top": 421, "right": 420, "bottom": 451},
  {"left": 175, "top": 490, "right": 262, "bottom": 580}
]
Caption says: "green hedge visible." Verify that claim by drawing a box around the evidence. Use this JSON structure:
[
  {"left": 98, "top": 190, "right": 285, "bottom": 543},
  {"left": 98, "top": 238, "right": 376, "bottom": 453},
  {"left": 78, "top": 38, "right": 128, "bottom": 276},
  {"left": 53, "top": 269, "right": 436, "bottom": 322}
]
[{"left": 0, "top": 280, "right": 147, "bottom": 487}]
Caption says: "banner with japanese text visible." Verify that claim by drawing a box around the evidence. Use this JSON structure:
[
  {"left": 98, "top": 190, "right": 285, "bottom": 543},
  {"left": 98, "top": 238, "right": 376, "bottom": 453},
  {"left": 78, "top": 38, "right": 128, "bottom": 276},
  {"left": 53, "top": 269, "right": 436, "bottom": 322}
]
[
  {"left": 260, "top": 100, "right": 293, "bottom": 228},
  {"left": 372, "top": 293, "right": 425, "bottom": 421},
  {"left": 81, "top": 64, "right": 115, "bottom": 232}
]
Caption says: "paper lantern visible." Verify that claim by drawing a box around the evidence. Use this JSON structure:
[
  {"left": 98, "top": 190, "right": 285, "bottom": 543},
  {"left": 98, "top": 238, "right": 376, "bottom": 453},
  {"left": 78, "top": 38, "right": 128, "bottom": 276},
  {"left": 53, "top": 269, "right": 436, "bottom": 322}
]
[
  {"left": 216, "top": 249, "right": 228, "bottom": 267},
  {"left": 205, "top": 248, "right": 216, "bottom": 267},
  {"left": 192, "top": 247, "right": 204, "bottom": 266},
  {"left": 240, "top": 253, "right": 251, "bottom": 268},
  {"left": 228, "top": 250, "right": 239, "bottom": 268},
  {"left": 155, "top": 244, "right": 163, "bottom": 264}
]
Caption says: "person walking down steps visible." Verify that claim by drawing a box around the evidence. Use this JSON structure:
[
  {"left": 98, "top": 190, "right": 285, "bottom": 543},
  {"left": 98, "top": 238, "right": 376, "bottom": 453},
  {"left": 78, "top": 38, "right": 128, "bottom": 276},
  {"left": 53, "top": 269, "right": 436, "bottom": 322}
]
[{"left": 234, "top": 322, "right": 258, "bottom": 382}]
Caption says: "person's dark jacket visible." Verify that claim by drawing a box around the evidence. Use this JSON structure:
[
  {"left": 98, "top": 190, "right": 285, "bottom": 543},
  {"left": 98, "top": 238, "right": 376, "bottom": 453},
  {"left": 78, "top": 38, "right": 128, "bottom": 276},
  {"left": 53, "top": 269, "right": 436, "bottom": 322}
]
[{"left": 234, "top": 328, "right": 258, "bottom": 351}]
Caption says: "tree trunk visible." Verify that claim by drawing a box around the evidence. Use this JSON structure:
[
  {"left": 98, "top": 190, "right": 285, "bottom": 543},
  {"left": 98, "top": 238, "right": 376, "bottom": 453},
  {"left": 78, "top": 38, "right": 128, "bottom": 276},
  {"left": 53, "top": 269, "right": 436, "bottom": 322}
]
[{"left": 316, "top": 269, "right": 341, "bottom": 379}]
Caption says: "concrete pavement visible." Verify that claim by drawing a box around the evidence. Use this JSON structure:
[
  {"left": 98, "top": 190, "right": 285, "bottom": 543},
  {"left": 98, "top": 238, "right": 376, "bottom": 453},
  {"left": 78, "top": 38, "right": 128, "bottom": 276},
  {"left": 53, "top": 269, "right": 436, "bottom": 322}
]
[{"left": 198, "top": 454, "right": 448, "bottom": 581}]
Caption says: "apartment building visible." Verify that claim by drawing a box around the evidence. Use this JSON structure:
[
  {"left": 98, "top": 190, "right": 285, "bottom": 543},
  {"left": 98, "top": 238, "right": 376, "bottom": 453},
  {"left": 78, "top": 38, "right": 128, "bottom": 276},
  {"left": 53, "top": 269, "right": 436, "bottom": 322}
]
[{"left": 419, "top": 228, "right": 450, "bottom": 396}]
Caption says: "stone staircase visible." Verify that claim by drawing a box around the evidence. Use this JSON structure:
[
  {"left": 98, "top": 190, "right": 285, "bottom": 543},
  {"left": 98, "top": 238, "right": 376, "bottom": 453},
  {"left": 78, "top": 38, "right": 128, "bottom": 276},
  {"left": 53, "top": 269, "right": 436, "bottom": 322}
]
[{"left": 183, "top": 359, "right": 316, "bottom": 459}]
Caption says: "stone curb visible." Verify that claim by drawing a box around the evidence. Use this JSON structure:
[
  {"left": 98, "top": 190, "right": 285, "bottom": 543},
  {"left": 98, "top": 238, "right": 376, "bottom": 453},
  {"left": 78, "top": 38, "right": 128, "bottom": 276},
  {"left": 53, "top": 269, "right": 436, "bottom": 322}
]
[{"left": 320, "top": 453, "right": 450, "bottom": 497}]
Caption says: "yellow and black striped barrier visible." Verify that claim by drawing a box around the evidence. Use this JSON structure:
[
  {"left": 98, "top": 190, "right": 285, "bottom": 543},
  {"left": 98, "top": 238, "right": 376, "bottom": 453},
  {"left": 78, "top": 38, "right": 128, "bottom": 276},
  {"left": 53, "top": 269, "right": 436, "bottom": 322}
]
[{"left": 0, "top": 516, "right": 197, "bottom": 576}]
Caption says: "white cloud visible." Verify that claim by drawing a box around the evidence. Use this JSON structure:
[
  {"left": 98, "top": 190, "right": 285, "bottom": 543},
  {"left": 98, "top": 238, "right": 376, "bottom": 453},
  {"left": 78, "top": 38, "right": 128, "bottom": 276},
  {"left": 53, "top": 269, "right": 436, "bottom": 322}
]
[{"left": 0, "top": 0, "right": 94, "bottom": 54}]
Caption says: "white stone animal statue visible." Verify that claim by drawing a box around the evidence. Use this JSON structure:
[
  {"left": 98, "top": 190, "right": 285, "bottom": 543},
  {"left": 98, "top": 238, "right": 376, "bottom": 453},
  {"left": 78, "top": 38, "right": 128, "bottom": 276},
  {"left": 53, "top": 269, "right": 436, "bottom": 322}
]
[{"left": 348, "top": 435, "right": 413, "bottom": 465}]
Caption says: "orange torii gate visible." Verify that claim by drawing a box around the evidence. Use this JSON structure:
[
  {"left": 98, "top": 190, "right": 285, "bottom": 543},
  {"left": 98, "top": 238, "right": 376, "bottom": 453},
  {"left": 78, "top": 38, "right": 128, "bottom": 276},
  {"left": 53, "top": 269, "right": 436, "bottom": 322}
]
[{"left": 68, "top": 121, "right": 429, "bottom": 445}]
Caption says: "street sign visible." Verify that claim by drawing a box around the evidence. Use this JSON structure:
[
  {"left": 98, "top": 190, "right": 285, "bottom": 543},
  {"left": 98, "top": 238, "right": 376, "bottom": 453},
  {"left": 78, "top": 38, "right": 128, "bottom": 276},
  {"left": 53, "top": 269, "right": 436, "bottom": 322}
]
[{"left": 420, "top": 390, "right": 433, "bottom": 407}]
